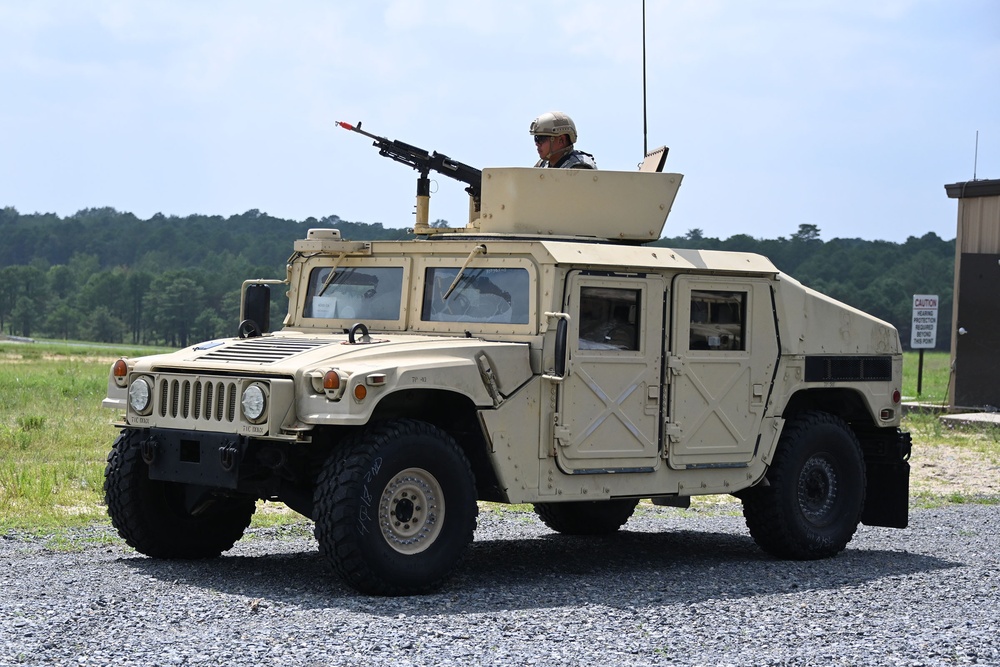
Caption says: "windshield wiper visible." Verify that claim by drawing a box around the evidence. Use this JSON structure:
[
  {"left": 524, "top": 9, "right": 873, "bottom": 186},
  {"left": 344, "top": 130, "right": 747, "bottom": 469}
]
[
  {"left": 442, "top": 244, "right": 487, "bottom": 300},
  {"left": 317, "top": 252, "right": 349, "bottom": 297}
]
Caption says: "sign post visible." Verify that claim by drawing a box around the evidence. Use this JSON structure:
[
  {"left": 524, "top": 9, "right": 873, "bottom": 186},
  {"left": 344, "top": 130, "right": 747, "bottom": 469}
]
[{"left": 910, "top": 294, "right": 939, "bottom": 396}]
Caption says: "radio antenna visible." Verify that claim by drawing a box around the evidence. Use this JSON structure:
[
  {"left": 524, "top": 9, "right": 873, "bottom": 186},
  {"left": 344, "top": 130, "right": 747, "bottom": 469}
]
[
  {"left": 973, "top": 130, "right": 979, "bottom": 181},
  {"left": 642, "top": 0, "right": 648, "bottom": 156}
]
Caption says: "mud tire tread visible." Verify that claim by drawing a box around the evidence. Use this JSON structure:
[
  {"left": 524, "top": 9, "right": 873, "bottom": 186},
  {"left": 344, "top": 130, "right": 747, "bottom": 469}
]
[
  {"left": 741, "top": 410, "right": 865, "bottom": 560},
  {"left": 103, "top": 431, "right": 255, "bottom": 559},
  {"left": 313, "top": 419, "right": 478, "bottom": 596}
]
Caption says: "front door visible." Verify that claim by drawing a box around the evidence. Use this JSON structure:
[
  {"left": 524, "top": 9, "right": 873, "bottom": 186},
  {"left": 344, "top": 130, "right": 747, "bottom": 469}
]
[{"left": 554, "top": 272, "right": 665, "bottom": 474}]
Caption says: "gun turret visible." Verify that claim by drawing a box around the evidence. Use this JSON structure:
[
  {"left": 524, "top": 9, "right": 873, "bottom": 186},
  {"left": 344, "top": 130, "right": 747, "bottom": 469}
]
[{"left": 337, "top": 121, "right": 482, "bottom": 233}]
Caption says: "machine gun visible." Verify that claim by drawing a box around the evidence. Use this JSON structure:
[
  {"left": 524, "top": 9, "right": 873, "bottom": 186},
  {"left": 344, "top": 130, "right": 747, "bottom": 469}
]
[{"left": 337, "top": 121, "right": 482, "bottom": 232}]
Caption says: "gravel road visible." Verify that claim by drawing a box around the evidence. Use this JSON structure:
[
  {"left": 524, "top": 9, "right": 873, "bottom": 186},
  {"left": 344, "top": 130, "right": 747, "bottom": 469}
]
[{"left": 1, "top": 503, "right": 998, "bottom": 667}]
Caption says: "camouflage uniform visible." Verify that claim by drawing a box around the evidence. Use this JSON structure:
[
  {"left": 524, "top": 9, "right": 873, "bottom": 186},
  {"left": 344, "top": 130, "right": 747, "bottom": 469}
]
[{"left": 536, "top": 150, "right": 597, "bottom": 170}]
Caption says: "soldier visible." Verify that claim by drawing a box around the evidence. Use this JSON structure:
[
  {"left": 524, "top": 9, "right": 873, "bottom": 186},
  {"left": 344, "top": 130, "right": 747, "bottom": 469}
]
[{"left": 529, "top": 111, "right": 597, "bottom": 169}]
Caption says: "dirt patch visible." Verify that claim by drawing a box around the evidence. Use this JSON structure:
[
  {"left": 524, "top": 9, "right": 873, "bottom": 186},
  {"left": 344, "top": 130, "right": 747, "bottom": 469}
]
[
  {"left": 911, "top": 443, "right": 1000, "bottom": 497},
  {"left": 42, "top": 354, "right": 120, "bottom": 365},
  {"left": 1, "top": 352, "right": 120, "bottom": 365}
]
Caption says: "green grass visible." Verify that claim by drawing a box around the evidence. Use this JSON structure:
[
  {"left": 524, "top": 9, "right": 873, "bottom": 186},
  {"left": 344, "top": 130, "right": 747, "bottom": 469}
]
[
  {"left": 0, "top": 343, "right": 994, "bottom": 532},
  {"left": 0, "top": 342, "right": 129, "bottom": 528},
  {"left": 0, "top": 340, "right": 314, "bottom": 531},
  {"left": 902, "top": 350, "right": 950, "bottom": 404}
]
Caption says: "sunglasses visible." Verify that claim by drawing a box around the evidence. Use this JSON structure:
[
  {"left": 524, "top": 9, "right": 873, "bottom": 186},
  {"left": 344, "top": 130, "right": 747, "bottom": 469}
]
[{"left": 533, "top": 135, "right": 551, "bottom": 145}]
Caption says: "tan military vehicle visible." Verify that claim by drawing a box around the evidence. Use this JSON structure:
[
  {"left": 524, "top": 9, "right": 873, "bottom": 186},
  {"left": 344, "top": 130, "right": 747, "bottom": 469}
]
[{"left": 103, "top": 135, "right": 911, "bottom": 596}]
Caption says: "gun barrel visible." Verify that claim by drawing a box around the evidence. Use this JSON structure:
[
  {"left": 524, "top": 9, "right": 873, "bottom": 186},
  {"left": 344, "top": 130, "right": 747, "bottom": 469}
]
[
  {"left": 338, "top": 120, "right": 480, "bottom": 188},
  {"left": 338, "top": 120, "right": 483, "bottom": 228}
]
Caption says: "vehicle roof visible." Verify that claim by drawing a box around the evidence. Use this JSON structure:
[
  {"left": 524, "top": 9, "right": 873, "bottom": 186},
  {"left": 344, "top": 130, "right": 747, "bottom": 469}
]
[
  {"left": 538, "top": 241, "right": 780, "bottom": 275},
  {"left": 307, "top": 234, "right": 782, "bottom": 277}
]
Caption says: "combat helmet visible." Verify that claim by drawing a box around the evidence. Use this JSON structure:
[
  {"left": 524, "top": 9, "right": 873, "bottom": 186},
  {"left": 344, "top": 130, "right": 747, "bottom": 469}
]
[{"left": 529, "top": 111, "right": 578, "bottom": 144}]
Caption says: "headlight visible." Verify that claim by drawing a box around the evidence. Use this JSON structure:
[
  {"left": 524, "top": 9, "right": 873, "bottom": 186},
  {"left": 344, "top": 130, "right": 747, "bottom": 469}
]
[
  {"left": 241, "top": 383, "right": 268, "bottom": 423},
  {"left": 128, "top": 377, "right": 153, "bottom": 414}
]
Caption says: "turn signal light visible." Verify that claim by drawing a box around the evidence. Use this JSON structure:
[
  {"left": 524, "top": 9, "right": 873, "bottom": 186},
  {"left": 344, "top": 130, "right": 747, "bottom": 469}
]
[{"left": 112, "top": 358, "right": 129, "bottom": 388}]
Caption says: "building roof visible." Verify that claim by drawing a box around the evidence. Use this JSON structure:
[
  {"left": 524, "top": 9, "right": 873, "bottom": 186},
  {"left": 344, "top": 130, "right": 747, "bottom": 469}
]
[{"left": 945, "top": 179, "right": 1000, "bottom": 199}]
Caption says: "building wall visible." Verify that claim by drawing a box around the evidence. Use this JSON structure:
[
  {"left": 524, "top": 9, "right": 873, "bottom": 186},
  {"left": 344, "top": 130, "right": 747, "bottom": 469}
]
[
  {"left": 957, "top": 196, "right": 1000, "bottom": 253},
  {"left": 945, "top": 179, "right": 1000, "bottom": 410}
]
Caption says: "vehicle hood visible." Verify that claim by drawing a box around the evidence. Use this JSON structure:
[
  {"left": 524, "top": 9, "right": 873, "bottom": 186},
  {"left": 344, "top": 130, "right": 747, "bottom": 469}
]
[{"left": 129, "top": 331, "right": 533, "bottom": 396}]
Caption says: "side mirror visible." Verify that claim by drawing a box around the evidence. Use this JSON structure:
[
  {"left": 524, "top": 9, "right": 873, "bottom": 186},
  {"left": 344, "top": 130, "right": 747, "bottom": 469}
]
[{"left": 241, "top": 284, "right": 271, "bottom": 335}]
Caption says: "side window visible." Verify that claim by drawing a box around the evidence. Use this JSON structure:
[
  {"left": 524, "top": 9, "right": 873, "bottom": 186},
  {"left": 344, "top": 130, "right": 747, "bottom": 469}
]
[
  {"left": 689, "top": 290, "right": 746, "bottom": 351},
  {"left": 579, "top": 287, "right": 640, "bottom": 351}
]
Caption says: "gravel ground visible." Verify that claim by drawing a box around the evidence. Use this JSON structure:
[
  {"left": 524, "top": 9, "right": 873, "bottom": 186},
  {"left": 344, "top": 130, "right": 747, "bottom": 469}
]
[{"left": 1, "top": 504, "right": 998, "bottom": 667}]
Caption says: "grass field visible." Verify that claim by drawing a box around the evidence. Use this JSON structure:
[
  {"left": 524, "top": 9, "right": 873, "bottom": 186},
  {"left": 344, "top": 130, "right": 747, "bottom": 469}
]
[
  {"left": 901, "top": 350, "right": 951, "bottom": 404},
  {"left": 0, "top": 341, "right": 161, "bottom": 529},
  {"left": 1, "top": 343, "right": 996, "bottom": 532}
]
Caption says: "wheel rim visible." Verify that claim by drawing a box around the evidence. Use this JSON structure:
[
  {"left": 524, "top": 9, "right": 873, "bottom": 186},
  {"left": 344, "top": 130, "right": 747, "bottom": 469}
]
[
  {"left": 797, "top": 455, "right": 838, "bottom": 525},
  {"left": 378, "top": 467, "right": 445, "bottom": 554}
]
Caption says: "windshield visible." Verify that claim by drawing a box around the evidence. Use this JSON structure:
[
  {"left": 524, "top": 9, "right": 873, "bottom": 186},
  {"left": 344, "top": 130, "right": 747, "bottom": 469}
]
[
  {"left": 304, "top": 266, "right": 404, "bottom": 321},
  {"left": 422, "top": 267, "right": 530, "bottom": 324}
]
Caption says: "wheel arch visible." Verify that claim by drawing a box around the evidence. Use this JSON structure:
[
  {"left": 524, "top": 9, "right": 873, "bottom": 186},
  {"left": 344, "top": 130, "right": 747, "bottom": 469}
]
[
  {"left": 782, "top": 387, "right": 876, "bottom": 427},
  {"left": 369, "top": 388, "right": 505, "bottom": 502}
]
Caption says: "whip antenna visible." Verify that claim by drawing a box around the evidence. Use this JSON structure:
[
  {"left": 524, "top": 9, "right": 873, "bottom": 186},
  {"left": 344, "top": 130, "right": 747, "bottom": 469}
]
[
  {"left": 642, "top": 0, "right": 648, "bottom": 156},
  {"left": 973, "top": 130, "right": 979, "bottom": 181}
]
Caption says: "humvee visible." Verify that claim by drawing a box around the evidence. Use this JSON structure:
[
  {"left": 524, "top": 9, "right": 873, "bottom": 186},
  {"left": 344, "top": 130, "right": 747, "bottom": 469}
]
[{"left": 103, "top": 147, "right": 911, "bottom": 596}]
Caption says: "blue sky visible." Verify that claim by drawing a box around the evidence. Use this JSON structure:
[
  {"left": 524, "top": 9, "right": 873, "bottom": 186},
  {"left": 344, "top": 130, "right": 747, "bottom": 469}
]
[{"left": 1, "top": 1, "right": 997, "bottom": 242}]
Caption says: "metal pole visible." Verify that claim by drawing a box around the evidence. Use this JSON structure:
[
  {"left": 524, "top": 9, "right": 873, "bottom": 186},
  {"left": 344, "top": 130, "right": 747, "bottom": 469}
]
[{"left": 917, "top": 348, "right": 924, "bottom": 396}]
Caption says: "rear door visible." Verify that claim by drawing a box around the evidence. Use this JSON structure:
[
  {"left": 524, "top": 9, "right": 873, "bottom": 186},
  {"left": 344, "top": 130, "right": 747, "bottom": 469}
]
[
  {"left": 554, "top": 271, "right": 666, "bottom": 474},
  {"left": 666, "top": 276, "right": 779, "bottom": 468}
]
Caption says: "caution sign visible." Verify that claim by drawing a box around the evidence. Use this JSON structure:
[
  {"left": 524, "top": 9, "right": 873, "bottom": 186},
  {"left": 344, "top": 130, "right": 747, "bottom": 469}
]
[{"left": 910, "top": 294, "right": 938, "bottom": 349}]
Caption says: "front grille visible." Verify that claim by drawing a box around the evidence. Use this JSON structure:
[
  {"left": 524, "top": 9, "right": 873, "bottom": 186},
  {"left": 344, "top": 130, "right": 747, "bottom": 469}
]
[
  {"left": 157, "top": 377, "right": 239, "bottom": 424},
  {"left": 804, "top": 355, "right": 893, "bottom": 383}
]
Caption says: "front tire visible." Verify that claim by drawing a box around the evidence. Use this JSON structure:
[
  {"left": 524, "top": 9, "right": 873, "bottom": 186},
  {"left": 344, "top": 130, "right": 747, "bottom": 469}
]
[
  {"left": 313, "top": 419, "right": 478, "bottom": 596},
  {"left": 740, "top": 411, "right": 865, "bottom": 560},
  {"left": 533, "top": 498, "right": 639, "bottom": 535},
  {"left": 104, "top": 431, "right": 256, "bottom": 558}
]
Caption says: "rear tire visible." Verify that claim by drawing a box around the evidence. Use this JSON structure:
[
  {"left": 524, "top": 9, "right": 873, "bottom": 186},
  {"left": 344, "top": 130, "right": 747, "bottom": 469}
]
[
  {"left": 533, "top": 498, "right": 639, "bottom": 535},
  {"left": 104, "top": 431, "right": 256, "bottom": 558},
  {"left": 313, "top": 419, "right": 478, "bottom": 596},
  {"left": 740, "top": 411, "right": 865, "bottom": 559}
]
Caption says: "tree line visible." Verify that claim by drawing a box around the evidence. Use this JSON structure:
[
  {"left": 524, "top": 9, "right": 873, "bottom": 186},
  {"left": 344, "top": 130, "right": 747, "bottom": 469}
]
[
  {"left": 650, "top": 224, "right": 954, "bottom": 351},
  {"left": 0, "top": 207, "right": 953, "bottom": 350}
]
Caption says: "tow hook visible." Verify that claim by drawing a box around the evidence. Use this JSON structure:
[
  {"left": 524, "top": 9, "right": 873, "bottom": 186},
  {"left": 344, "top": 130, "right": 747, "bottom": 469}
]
[
  {"left": 219, "top": 442, "right": 240, "bottom": 471},
  {"left": 140, "top": 437, "right": 158, "bottom": 464}
]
